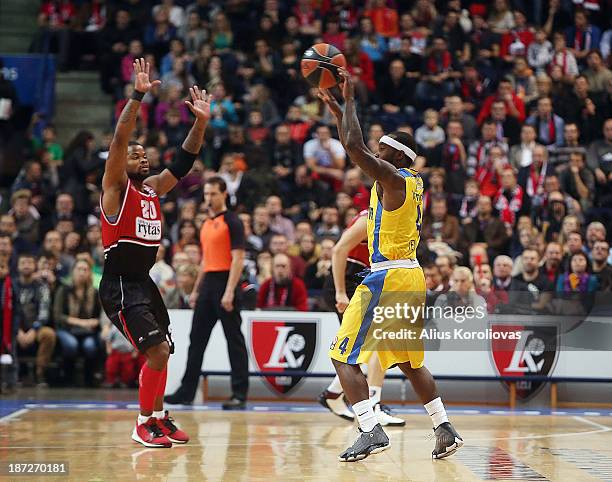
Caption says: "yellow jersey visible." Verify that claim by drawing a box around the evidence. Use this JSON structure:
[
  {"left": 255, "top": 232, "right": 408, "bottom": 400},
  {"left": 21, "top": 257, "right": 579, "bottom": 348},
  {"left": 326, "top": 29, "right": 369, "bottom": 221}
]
[{"left": 367, "top": 168, "right": 424, "bottom": 264}]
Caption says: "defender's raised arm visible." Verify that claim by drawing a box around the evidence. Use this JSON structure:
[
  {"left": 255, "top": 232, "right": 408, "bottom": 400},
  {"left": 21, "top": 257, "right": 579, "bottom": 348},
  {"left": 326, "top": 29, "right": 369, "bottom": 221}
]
[{"left": 102, "top": 58, "right": 159, "bottom": 195}]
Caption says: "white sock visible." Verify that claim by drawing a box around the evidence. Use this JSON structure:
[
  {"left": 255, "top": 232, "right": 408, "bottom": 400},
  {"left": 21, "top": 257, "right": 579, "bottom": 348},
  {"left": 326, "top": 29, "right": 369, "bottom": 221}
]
[
  {"left": 424, "top": 397, "right": 449, "bottom": 429},
  {"left": 352, "top": 399, "right": 377, "bottom": 433},
  {"left": 369, "top": 386, "right": 382, "bottom": 406},
  {"left": 153, "top": 410, "right": 165, "bottom": 419},
  {"left": 327, "top": 375, "right": 344, "bottom": 394},
  {"left": 138, "top": 414, "right": 151, "bottom": 425}
]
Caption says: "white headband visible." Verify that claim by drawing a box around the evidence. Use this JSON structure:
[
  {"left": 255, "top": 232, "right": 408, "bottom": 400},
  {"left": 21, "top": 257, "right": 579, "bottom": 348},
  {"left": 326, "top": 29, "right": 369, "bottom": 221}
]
[{"left": 379, "top": 135, "right": 417, "bottom": 161}]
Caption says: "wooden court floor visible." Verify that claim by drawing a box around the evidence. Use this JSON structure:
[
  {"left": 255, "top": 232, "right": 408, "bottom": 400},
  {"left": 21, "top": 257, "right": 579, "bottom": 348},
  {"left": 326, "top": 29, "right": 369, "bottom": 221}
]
[{"left": 1, "top": 407, "right": 612, "bottom": 481}]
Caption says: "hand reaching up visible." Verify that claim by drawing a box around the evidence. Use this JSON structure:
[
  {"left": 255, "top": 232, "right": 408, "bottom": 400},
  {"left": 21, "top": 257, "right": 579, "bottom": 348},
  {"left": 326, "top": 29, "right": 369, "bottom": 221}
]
[
  {"left": 185, "top": 85, "right": 212, "bottom": 121},
  {"left": 133, "top": 57, "right": 161, "bottom": 94}
]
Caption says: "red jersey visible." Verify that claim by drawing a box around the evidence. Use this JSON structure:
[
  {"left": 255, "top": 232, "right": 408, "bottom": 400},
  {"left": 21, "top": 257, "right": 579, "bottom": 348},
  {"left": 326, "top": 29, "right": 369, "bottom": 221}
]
[
  {"left": 101, "top": 179, "right": 162, "bottom": 278},
  {"left": 346, "top": 210, "right": 369, "bottom": 268}
]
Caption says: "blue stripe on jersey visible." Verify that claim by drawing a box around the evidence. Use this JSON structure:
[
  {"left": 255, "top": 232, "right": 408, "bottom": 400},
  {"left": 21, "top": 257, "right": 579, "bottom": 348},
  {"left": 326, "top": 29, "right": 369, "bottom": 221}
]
[
  {"left": 347, "top": 269, "right": 387, "bottom": 364},
  {"left": 398, "top": 168, "right": 415, "bottom": 178},
  {"left": 371, "top": 200, "right": 388, "bottom": 263}
]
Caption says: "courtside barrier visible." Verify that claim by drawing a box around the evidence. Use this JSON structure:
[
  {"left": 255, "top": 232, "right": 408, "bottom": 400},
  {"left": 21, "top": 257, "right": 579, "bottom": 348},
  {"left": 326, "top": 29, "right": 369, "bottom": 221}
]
[{"left": 200, "top": 370, "right": 612, "bottom": 409}]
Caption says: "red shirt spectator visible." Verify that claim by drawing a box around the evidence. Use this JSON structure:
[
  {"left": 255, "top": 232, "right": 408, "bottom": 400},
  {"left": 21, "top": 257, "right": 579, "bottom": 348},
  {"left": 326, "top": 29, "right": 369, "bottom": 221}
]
[
  {"left": 285, "top": 105, "right": 312, "bottom": 144},
  {"left": 39, "top": 0, "right": 75, "bottom": 28},
  {"left": 364, "top": 2, "right": 399, "bottom": 38},
  {"left": 256, "top": 254, "right": 308, "bottom": 311},
  {"left": 499, "top": 11, "right": 535, "bottom": 60},
  {"left": 474, "top": 145, "right": 508, "bottom": 198},
  {"left": 460, "top": 65, "right": 487, "bottom": 113},
  {"left": 475, "top": 168, "right": 499, "bottom": 198},
  {"left": 343, "top": 168, "right": 369, "bottom": 211},
  {"left": 494, "top": 168, "right": 527, "bottom": 229},
  {"left": 343, "top": 36, "right": 376, "bottom": 92},
  {"left": 293, "top": 0, "right": 321, "bottom": 36},
  {"left": 477, "top": 79, "right": 526, "bottom": 124},
  {"left": 424, "top": 45, "right": 455, "bottom": 75},
  {"left": 500, "top": 29, "right": 535, "bottom": 59},
  {"left": 346, "top": 51, "right": 376, "bottom": 92},
  {"left": 84, "top": 0, "right": 107, "bottom": 32},
  {"left": 322, "top": 17, "right": 347, "bottom": 50}
]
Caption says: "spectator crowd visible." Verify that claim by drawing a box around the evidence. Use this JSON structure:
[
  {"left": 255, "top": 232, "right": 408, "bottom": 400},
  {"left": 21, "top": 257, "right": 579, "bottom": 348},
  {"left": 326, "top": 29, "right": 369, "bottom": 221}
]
[{"left": 0, "top": 0, "right": 610, "bottom": 392}]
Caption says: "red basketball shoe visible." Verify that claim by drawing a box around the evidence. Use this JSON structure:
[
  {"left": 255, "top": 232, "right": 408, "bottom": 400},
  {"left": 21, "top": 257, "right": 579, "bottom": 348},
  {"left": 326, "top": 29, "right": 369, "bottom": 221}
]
[
  {"left": 132, "top": 418, "right": 172, "bottom": 448},
  {"left": 157, "top": 410, "right": 190, "bottom": 444}
]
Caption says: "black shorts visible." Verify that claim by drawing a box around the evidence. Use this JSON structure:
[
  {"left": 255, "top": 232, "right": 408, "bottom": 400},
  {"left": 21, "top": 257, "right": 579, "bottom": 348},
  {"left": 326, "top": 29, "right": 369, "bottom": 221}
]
[
  {"left": 322, "top": 262, "right": 369, "bottom": 320},
  {"left": 99, "top": 275, "right": 172, "bottom": 354}
]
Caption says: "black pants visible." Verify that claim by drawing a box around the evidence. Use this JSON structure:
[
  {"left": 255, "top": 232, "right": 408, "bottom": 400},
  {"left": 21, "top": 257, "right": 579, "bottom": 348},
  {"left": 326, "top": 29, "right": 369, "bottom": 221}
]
[
  {"left": 322, "top": 261, "right": 368, "bottom": 321},
  {"left": 179, "top": 271, "right": 249, "bottom": 401}
]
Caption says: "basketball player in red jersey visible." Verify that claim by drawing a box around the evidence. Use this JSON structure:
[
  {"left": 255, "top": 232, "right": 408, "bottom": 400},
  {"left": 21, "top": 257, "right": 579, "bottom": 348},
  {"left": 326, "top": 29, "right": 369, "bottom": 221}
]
[
  {"left": 99, "top": 58, "right": 211, "bottom": 448},
  {"left": 320, "top": 210, "right": 405, "bottom": 427}
]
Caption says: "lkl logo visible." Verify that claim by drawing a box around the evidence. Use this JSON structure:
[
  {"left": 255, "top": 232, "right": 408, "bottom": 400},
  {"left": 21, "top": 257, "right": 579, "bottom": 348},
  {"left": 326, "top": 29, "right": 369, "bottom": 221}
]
[
  {"left": 490, "top": 324, "right": 559, "bottom": 401},
  {"left": 249, "top": 318, "right": 318, "bottom": 395}
]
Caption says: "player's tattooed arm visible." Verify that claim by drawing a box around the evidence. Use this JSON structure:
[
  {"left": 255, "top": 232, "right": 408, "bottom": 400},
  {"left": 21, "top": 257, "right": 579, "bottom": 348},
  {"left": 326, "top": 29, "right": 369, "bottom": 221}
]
[
  {"left": 145, "top": 86, "right": 211, "bottom": 196},
  {"left": 117, "top": 99, "right": 140, "bottom": 125},
  {"left": 103, "top": 58, "right": 160, "bottom": 193},
  {"left": 337, "top": 69, "right": 404, "bottom": 192}
]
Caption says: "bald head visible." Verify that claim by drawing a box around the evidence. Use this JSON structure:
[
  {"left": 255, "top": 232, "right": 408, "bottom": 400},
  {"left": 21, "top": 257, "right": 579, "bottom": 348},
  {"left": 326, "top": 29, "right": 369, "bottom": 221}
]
[{"left": 272, "top": 253, "right": 292, "bottom": 284}]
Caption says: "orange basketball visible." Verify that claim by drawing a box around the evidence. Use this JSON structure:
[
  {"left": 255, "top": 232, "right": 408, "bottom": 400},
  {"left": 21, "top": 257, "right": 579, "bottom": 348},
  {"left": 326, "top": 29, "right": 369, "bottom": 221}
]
[{"left": 301, "top": 43, "right": 347, "bottom": 89}]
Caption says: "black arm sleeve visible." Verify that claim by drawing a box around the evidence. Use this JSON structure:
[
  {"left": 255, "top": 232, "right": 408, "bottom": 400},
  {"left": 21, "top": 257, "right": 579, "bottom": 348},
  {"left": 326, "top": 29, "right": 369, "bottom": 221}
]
[
  {"left": 167, "top": 147, "right": 197, "bottom": 180},
  {"left": 224, "top": 211, "right": 246, "bottom": 250}
]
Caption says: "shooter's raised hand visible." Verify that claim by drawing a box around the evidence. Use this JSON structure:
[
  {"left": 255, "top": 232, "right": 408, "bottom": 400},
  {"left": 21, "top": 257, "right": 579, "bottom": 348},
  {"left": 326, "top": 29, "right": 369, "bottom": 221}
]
[{"left": 337, "top": 67, "right": 354, "bottom": 102}]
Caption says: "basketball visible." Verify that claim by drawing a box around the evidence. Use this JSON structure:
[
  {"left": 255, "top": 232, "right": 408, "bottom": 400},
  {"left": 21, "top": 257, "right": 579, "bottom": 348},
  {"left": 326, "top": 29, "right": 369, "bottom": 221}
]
[{"left": 301, "top": 43, "right": 347, "bottom": 89}]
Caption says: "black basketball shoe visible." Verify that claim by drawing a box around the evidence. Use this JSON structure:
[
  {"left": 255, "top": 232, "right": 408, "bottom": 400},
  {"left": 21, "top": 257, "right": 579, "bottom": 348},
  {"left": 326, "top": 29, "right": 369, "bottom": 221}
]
[
  {"left": 432, "top": 422, "right": 464, "bottom": 459},
  {"left": 338, "top": 423, "right": 390, "bottom": 462}
]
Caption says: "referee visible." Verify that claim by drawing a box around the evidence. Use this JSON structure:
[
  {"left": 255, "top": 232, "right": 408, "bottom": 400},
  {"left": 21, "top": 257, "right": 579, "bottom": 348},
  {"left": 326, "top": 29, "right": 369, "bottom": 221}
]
[{"left": 165, "top": 177, "right": 249, "bottom": 409}]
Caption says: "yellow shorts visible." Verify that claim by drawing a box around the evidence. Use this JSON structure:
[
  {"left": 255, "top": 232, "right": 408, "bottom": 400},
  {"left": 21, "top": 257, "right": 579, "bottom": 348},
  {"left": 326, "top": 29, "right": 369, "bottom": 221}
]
[{"left": 329, "top": 267, "right": 426, "bottom": 370}]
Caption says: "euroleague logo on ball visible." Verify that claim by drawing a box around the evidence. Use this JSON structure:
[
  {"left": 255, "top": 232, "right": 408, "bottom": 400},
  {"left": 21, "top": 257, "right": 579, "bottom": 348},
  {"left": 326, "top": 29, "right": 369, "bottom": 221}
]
[{"left": 301, "top": 43, "right": 347, "bottom": 89}]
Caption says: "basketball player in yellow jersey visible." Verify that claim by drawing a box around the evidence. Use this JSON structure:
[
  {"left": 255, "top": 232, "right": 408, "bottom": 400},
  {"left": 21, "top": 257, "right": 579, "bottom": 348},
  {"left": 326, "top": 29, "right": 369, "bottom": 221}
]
[{"left": 319, "top": 69, "right": 463, "bottom": 462}]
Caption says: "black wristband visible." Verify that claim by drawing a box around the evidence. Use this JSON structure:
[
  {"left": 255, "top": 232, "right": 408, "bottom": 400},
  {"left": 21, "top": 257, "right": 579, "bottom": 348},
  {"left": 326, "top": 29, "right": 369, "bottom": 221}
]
[
  {"left": 131, "top": 90, "right": 145, "bottom": 101},
  {"left": 168, "top": 147, "right": 198, "bottom": 180}
]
